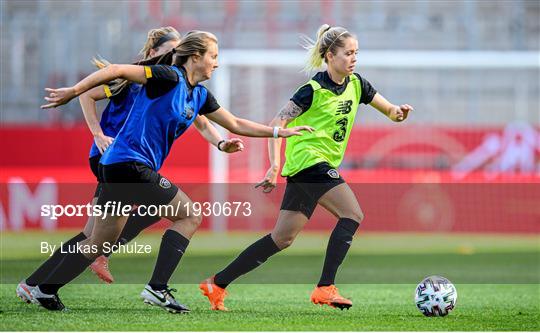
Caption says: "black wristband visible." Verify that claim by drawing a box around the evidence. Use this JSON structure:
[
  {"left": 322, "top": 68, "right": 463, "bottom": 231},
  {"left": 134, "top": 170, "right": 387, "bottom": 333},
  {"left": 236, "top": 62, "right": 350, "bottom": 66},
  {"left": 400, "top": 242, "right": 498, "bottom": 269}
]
[{"left": 217, "top": 140, "right": 226, "bottom": 151}]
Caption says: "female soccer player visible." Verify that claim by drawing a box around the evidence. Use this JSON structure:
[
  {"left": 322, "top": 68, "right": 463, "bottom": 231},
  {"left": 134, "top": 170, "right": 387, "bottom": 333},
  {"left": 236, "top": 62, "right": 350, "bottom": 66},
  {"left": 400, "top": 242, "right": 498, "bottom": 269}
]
[
  {"left": 16, "top": 27, "right": 185, "bottom": 300},
  {"left": 26, "top": 30, "right": 312, "bottom": 312},
  {"left": 200, "top": 24, "right": 413, "bottom": 311},
  {"left": 82, "top": 27, "right": 185, "bottom": 283},
  {"left": 81, "top": 27, "right": 245, "bottom": 284}
]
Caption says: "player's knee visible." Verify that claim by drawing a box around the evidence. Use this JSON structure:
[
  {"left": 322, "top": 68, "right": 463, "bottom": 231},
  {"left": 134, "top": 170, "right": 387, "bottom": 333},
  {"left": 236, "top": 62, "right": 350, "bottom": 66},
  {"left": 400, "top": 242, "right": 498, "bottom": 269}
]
[
  {"left": 183, "top": 215, "right": 203, "bottom": 229},
  {"left": 275, "top": 238, "right": 294, "bottom": 250},
  {"left": 341, "top": 209, "right": 364, "bottom": 224},
  {"left": 352, "top": 209, "right": 364, "bottom": 223},
  {"left": 272, "top": 234, "right": 295, "bottom": 250}
]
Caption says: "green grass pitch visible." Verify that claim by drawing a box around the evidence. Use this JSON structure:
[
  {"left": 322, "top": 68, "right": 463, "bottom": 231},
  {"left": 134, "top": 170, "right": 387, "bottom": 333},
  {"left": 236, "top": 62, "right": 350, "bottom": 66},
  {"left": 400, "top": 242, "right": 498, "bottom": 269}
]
[{"left": 1, "top": 231, "right": 539, "bottom": 331}]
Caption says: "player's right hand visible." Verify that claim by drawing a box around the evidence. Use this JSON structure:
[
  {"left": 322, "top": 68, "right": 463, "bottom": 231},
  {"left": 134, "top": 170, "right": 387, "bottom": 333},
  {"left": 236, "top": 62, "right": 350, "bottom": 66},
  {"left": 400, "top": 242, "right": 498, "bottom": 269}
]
[
  {"left": 255, "top": 166, "right": 279, "bottom": 193},
  {"left": 220, "top": 138, "right": 245, "bottom": 153},
  {"left": 94, "top": 133, "right": 115, "bottom": 154},
  {"left": 279, "top": 125, "right": 315, "bottom": 138},
  {"left": 41, "top": 87, "right": 77, "bottom": 109}
]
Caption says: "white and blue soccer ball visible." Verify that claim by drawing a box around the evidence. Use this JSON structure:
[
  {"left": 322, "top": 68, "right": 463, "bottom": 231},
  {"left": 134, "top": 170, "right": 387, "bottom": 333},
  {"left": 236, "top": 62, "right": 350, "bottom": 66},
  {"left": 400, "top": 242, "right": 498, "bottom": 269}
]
[{"left": 414, "top": 275, "right": 457, "bottom": 317}]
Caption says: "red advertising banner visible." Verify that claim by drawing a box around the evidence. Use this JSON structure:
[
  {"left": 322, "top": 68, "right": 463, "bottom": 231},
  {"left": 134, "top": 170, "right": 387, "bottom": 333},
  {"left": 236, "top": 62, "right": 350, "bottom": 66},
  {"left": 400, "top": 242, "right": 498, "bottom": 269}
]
[{"left": 1, "top": 124, "right": 538, "bottom": 233}]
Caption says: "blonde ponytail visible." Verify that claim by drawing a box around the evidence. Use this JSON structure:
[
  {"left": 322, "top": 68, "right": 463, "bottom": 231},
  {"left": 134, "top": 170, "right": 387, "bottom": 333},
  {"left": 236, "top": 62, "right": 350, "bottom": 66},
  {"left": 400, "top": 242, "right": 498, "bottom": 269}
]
[
  {"left": 301, "top": 24, "right": 352, "bottom": 73},
  {"left": 91, "top": 54, "right": 111, "bottom": 70},
  {"left": 302, "top": 24, "right": 331, "bottom": 73},
  {"left": 90, "top": 54, "right": 128, "bottom": 96},
  {"left": 139, "top": 26, "right": 181, "bottom": 59},
  {"left": 89, "top": 27, "right": 181, "bottom": 98}
]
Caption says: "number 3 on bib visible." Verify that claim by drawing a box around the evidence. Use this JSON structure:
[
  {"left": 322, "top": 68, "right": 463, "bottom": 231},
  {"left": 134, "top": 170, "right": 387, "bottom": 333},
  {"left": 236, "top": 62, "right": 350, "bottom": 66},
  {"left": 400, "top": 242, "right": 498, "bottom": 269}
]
[{"left": 333, "top": 117, "right": 348, "bottom": 142}]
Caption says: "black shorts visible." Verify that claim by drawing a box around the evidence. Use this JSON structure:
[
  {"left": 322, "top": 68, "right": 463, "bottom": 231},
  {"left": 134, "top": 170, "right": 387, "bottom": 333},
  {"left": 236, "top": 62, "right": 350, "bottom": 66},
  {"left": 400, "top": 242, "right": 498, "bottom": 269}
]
[
  {"left": 89, "top": 155, "right": 102, "bottom": 198},
  {"left": 280, "top": 162, "right": 345, "bottom": 219},
  {"left": 96, "top": 162, "right": 179, "bottom": 209}
]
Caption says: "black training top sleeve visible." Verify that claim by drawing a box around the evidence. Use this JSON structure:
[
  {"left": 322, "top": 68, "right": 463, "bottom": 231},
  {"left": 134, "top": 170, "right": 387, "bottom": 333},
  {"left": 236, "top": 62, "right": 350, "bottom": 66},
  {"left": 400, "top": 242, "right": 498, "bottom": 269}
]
[
  {"left": 199, "top": 90, "right": 221, "bottom": 115},
  {"left": 108, "top": 82, "right": 130, "bottom": 103},
  {"left": 146, "top": 65, "right": 179, "bottom": 82},
  {"left": 290, "top": 84, "right": 314, "bottom": 113},
  {"left": 354, "top": 73, "right": 377, "bottom": 105},
  {"left": 145, "top": 65, "right": 179, "bottom": 99}
]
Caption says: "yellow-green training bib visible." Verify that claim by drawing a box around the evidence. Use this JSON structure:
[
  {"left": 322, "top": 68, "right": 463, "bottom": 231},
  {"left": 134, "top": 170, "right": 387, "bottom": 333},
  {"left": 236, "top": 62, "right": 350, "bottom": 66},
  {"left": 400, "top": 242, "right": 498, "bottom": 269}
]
[{"left": 282, "top": 74, "right": 362, "bottom": 177}]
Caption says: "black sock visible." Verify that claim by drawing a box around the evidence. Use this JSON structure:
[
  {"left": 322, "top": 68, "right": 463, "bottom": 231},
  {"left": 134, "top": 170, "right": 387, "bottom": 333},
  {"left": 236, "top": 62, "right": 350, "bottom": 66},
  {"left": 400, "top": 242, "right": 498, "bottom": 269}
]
[
  {"left": 318, "top": 218, "right": 359, "bottom": 287},
  {"left": 214, "top": 234, "right": 280, "bottom": 289},
  {"left": 104, "top": 214, "right": 160, "bottom": 258},
  {"left": 26, "top": 232, "right": 87, "bottom": 286},
  {"left": 148, "top": 230, "right": 189, "bottom": 290},
  {"left": 39, "top": 252, "right": 94, "bottom": 295}
]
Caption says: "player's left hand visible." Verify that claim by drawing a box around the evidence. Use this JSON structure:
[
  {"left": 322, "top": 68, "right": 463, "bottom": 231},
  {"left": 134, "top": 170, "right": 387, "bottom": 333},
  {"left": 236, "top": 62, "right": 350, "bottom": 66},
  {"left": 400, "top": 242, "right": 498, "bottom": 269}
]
[
  {"left": 390, "top": 104, "right": 413, "bottom": 122},
  {"left": 279, "top": 125, "right": 315, "bottom": 137},
  {"left": 255, "top": 166, "right": 279, "bottom": 193},
  {"left": 220, "top": 138, "right": 244, "bottom": 153},
  {"left": 41, "top": 87, "right": 77, "bottom": 109}
]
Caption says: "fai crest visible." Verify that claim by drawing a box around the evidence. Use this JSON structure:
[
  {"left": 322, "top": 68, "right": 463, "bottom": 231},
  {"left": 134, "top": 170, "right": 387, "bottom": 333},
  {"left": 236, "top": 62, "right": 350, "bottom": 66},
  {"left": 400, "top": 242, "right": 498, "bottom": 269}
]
[
  {"left": 327, "top": 169, "right": 340, "bottom": 179},
  {"left": 159, "top": 177, "right": 172, "bottom": 189},
  {"left": 184, "top": 105, "right": 194, "bottom": 120}
]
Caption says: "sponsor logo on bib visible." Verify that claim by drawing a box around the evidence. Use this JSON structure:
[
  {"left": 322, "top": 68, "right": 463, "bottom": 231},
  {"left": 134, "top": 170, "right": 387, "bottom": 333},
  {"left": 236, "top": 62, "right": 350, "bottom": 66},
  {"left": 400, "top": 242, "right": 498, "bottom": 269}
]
[{"left": 335, "top": 100, "right": 353, "bottom": 115}]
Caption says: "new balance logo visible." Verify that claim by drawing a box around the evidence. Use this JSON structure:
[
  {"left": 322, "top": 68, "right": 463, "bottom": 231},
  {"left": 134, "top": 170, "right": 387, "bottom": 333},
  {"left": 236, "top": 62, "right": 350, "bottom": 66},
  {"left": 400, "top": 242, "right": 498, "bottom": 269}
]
[{"left": 335, "top": 100, "right": 353, "bottom": 115}]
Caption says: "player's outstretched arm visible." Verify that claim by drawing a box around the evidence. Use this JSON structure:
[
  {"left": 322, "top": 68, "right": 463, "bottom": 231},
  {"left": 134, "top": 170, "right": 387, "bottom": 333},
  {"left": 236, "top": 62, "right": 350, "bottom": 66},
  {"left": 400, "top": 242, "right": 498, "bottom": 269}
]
[
  {"left": 79, "top": 86, "right": 112, "bottom": 154},
  {"left": 369, "top": 92, "right": 413, "bottom": 122},
  {"left": 205, "top": 107, "right": 314, "bottom": 138},
  {"left": 255, "top": 100, "right": 304, "bottom": 193},
  {"left": 41, "top": 64, "right": 147, "bottom": 109},
  {"left": 193, "top": 115, "right": 244, "bottom": 153}
]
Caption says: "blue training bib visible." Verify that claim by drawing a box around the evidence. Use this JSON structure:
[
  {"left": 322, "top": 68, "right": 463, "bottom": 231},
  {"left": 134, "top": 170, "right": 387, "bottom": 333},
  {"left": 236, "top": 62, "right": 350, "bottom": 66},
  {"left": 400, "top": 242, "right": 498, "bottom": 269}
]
[
  {"left": 89, "top": 83, "right": 142, "bottom": 158},
  {"left": 100, "top": 66, "right": 208, "bottom": 171}
]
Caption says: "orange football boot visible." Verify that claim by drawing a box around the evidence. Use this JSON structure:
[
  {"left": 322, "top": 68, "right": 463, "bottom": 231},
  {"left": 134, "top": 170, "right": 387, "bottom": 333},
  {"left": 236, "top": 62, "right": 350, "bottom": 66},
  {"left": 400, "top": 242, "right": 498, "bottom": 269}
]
[
  {"left": 89, "top": 255, "right": 114, "bottom": 284},
  {"left": 310, "top": 285, "right": 352, "bottom": 310},
  {"left": 199, "top": 276, "right": 228, "bottom": 311}
]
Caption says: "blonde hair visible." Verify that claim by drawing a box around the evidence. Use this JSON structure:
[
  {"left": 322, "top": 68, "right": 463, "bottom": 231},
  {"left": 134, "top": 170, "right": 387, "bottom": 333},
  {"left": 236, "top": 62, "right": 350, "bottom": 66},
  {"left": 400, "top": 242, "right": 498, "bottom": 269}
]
[
  {"left": 302, "top": 24, "right": 352, "bottom": 73},
  {"left": 91, "top": 54, "right": 110, "bottom": 70},
  {"left": 172, "top": 30, "right": 218, "bottom": 67},
  {"left": 139, "top": 26, "right": 181, "bottom": 59},
  {"left": 90, "top": 27, "right": 181, "bottom": 97}
]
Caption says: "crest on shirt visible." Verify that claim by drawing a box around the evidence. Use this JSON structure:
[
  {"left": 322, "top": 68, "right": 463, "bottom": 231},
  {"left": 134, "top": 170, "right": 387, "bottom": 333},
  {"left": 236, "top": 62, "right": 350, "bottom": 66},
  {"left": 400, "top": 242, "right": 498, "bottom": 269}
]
[
  {"left": 159, "top": 177, "right": 172, "bottom": 189},
  {"left": 183, "top": 105, "right": 194, "bottom": 120},
  {"left": 327, "top": 169, "right": 340, "bottom": 179}
]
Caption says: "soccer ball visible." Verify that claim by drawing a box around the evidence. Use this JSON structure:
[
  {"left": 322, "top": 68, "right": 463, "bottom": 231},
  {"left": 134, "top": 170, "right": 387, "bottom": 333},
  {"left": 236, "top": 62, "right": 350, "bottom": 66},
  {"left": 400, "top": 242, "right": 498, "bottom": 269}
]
[{"left": 414, "top": 275, "right": 457, "bottom": 317}]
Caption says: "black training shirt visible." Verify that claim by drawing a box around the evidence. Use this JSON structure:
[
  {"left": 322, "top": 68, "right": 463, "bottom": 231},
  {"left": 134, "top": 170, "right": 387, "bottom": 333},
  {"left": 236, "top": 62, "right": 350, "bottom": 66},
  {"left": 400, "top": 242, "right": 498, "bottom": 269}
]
[{"left": 291, "top": 72, "right": 377, "bottom": 114}]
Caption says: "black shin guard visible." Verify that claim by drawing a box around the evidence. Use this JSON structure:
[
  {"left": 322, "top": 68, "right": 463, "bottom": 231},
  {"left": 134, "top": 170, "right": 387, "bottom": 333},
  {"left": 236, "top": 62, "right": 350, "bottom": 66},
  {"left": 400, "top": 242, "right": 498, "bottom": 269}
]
[
  {"left": 318, "top": 218, "right": 359, "bottom": 287},
  {"left": 26, "top": 232, "right": 87, "bottom": 286},
  {"left": 148, "top": 229, "right": 189, "bottom": 291},
  {"left": 39, "top": 252, "right": 94, "bottom": 295},
  {"left": 214, "top": 234, "right": 280, "bottom": 288}
]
